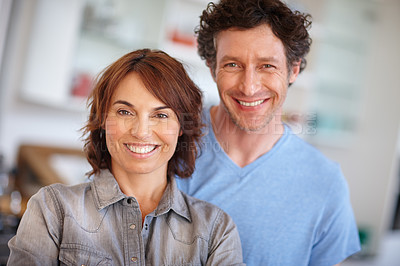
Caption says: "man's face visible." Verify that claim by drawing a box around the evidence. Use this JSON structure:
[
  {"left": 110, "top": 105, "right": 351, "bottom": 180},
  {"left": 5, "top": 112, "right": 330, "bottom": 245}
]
[{"left": 213, "top": 24, "right": 300, "bottom": 132}]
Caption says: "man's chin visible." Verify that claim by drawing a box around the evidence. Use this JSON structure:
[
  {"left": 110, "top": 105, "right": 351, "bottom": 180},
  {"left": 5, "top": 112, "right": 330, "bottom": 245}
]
[
  {"left": 231, "top": 117, "right": 271, "bottom": 133},
  {"left": 221, "top": 103, "right": 278, "bottom": 133}
]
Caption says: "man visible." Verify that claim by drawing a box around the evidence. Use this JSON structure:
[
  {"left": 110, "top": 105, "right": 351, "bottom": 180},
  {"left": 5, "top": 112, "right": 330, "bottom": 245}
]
[{"left": 176, "top": 0, "right": 361, "bottom": 265}]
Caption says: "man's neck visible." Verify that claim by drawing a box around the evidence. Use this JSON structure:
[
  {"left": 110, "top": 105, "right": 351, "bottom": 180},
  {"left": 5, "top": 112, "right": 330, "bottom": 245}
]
[{"left": 210, "top": 105, "right": 285, "bottom": 168}]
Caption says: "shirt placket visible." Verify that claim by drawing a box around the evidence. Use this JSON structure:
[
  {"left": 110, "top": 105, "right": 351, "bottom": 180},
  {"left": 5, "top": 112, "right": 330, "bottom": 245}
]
[
  {"left": 124, "top": 197, "right": 145, "bottom": 265},
  {"left": 141, "top": 216, "right": 153, "bottom": 250}
]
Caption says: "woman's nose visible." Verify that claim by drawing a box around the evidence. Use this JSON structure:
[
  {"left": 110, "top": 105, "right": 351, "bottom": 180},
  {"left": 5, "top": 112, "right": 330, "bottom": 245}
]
[{"left": 130, "top": 117, "right": 152, "bottom": 139}]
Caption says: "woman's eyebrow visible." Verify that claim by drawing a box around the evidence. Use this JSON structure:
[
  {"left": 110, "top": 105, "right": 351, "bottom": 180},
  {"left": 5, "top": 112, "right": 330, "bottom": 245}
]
[
  {"left": 113, "top": 100, "right": 133, "bottom": 107},
  {"left": 113, "top": 100, "right": 170, "bottom": 111}
]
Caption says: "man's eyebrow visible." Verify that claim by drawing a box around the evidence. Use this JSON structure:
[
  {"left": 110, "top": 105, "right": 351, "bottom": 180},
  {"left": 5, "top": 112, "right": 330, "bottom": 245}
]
[
  {"left": 113, "top": 100, "right": 170, "bottom": 111},
  {"left": 220, "top": 55, "right": 240, "bottom": 62},
  {"left": 220, "top": 55, "right": 280, "bottom": 63},
  {"left": 258, "top": 56, "right": 280, "bottom": 63},
  {"left": 153, "top": 106, "right": 170, "bottom": 111}
]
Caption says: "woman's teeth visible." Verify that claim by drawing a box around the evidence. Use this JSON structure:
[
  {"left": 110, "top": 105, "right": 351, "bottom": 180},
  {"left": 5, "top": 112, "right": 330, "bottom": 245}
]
[
  {"left": 126, "top": 144, "right": 157, "bottom": 154},
  {"left": 238, "top": 99, "right": 264, "bottom": 107}
]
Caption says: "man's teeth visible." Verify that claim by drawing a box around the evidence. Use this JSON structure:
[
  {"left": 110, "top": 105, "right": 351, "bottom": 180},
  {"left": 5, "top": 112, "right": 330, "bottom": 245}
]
[
  {"left": 238, "top": 99, "right": 264, "bottom": 107},
  {"left": 127, "top": 145, "right": 156, "bottom": 154}
]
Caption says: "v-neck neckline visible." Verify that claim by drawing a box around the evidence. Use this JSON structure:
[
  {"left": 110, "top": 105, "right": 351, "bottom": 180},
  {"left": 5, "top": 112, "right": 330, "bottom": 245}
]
[{"left": 205, "top": 107, "right": 289, "bottom": 176}]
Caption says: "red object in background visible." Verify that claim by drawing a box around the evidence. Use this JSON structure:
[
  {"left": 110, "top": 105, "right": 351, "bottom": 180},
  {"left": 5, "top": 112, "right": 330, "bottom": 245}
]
[
  {"left": 71, "top": 73, "right": 93, "bottom": 98},
  {"left": 169, "top": 28, "right": 196, "bottom": 47}
]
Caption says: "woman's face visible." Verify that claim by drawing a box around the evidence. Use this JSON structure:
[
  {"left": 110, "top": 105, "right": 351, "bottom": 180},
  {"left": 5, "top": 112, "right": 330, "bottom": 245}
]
[{"left": 105, "top": 72, "right": 181, "bottom": 178}]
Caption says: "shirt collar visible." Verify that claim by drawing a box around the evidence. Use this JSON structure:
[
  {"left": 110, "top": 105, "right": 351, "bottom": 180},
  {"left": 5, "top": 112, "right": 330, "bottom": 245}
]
[
  {"left": 153, "top": 177, "right": 191, "bottom": 222},
  {"left": 91, "top": 170, "right": 192, "bottom": 222},
  {"left": 91, "top": 170, "right": 125, "bottom": 210}
]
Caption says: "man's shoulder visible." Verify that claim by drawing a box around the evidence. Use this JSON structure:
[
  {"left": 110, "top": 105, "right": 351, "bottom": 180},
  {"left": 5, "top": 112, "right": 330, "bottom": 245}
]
[
  {"left": 289, "top": 132, "right": 349, "bottom": 192},
  {"left": 284, "top": 128, "right": 339, "bottom": 169}
]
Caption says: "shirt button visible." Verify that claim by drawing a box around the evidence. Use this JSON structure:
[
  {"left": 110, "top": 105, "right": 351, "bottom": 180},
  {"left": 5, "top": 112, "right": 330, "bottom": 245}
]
[
  {"left": 131, "top": 257, "right": 138, "bottom": 262},
  {"left": 129, "top": 224, "right": 136, "bottom": 230},
  {"left": 127, "top": 198, "right": 133, "bottom": 204}
]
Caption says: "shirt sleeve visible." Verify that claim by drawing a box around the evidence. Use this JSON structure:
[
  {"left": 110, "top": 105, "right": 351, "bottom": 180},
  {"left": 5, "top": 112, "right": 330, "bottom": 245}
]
[
  {"left": 309, "top": 173, "right": 361, "bottom": 266},
  {"left": 206, "top": 209, "right": 245, "bottom": 266},
  {"left": 7, "top": 186, "right": 62, "bottom": 265}
]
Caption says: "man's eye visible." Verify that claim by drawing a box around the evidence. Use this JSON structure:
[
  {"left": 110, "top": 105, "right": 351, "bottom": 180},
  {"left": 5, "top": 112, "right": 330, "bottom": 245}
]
[
  {"left": 263, "top": 64, "right": 274, "bottom": 68},
  {"left": 223, "top": 62, "right": 241, "bottom": 72},
  {"left": 225, "top": 63, "right": 238, "bottom": 68},
  {"left": 155, "top": 113, "right": 168, "bottom": 119}
]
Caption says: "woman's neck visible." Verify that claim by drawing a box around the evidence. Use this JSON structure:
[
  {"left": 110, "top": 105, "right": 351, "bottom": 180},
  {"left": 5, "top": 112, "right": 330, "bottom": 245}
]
[{"left": 112, "top": 168, "right": 168, "bottom": 224}]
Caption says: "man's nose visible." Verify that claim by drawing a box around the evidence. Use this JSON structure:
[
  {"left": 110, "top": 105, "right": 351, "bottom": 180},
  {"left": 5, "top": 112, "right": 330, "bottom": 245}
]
[{"left": 240, "top": 68, "right": 260, "bottom": 96}]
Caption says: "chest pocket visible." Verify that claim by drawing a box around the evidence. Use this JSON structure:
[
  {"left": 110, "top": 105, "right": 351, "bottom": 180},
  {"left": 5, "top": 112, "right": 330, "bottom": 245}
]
[{"left": 59, "top": 243, "right": 112, "bottom": 266}]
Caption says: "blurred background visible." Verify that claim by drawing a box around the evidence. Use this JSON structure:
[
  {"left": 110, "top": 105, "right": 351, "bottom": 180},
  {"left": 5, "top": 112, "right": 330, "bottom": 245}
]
[{"left": 0, "top": 0, "right": 399, "bottom": 264}]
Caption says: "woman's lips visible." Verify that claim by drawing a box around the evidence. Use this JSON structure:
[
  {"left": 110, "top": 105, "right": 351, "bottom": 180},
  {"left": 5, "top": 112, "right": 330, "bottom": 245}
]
[{"left": 125, "top": 144, "right": 158, "bottom": 154}]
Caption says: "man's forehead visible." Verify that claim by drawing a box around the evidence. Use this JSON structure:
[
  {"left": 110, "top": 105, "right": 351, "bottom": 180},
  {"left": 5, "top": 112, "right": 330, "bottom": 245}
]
[{"left": 214, "top": 26, "right": 286, "bottom": 60}]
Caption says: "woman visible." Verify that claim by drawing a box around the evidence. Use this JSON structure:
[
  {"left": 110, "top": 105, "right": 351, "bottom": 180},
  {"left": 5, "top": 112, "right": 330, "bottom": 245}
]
[{"left": 7, "top": 49, "right": 244, "bottom": 265}]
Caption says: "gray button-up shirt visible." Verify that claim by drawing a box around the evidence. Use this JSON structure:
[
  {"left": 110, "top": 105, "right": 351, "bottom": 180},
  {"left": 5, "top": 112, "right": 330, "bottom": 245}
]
[{"left": 8, "top": 170, "right": 244, "bottom": 265}]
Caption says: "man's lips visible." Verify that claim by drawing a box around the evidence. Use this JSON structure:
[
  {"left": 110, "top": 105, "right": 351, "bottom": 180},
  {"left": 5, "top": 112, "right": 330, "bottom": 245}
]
[{"left": 236, "top": 99, "right": 265, "bottom": 107}]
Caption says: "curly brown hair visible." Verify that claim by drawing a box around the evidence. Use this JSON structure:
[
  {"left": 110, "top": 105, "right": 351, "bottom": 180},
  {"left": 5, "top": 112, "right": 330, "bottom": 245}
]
[
  {"left": 197, "top": 0, "right": 312, "bottom": 75},
  {"left": 82, "top": 49, "right": 203, "bottom": 179}
]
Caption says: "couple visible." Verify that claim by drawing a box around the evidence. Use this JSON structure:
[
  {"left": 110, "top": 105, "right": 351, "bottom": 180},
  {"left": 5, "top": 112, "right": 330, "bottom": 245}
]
[{"left": 7, "top": 0, "right": 360, "bottom": 265}]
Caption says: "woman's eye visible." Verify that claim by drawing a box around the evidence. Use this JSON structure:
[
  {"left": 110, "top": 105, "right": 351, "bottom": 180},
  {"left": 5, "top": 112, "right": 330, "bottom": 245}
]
[{"left": 117, "top": 110, "right": 131, "bottom": 116}]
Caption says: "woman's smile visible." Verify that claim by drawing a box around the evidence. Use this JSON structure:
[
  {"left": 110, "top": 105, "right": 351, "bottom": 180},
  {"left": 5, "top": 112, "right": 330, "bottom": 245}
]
[{"left": 124, "top": 143, "right": 162, "bottom": 159}]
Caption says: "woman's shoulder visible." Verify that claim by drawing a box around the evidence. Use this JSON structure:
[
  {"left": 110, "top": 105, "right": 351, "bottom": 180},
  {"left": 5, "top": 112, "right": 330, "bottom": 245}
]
[
  {"left": 28, "top": 181, "right": 93, "bottom": 215},
  {"left": 39, "top": 181, "right": 92, "bottom": 200},
  {"left": 50, "top": 181, "right": 91, "bottom": 191},
  {"left": 181, "top": 190, "right": 220, "bottom": 210},
  {"left": 31, "top": 181, "right": 89, "bottom": 198},
  {"left": 178, "top": 191, "right": 234, "bottom": 227}
]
